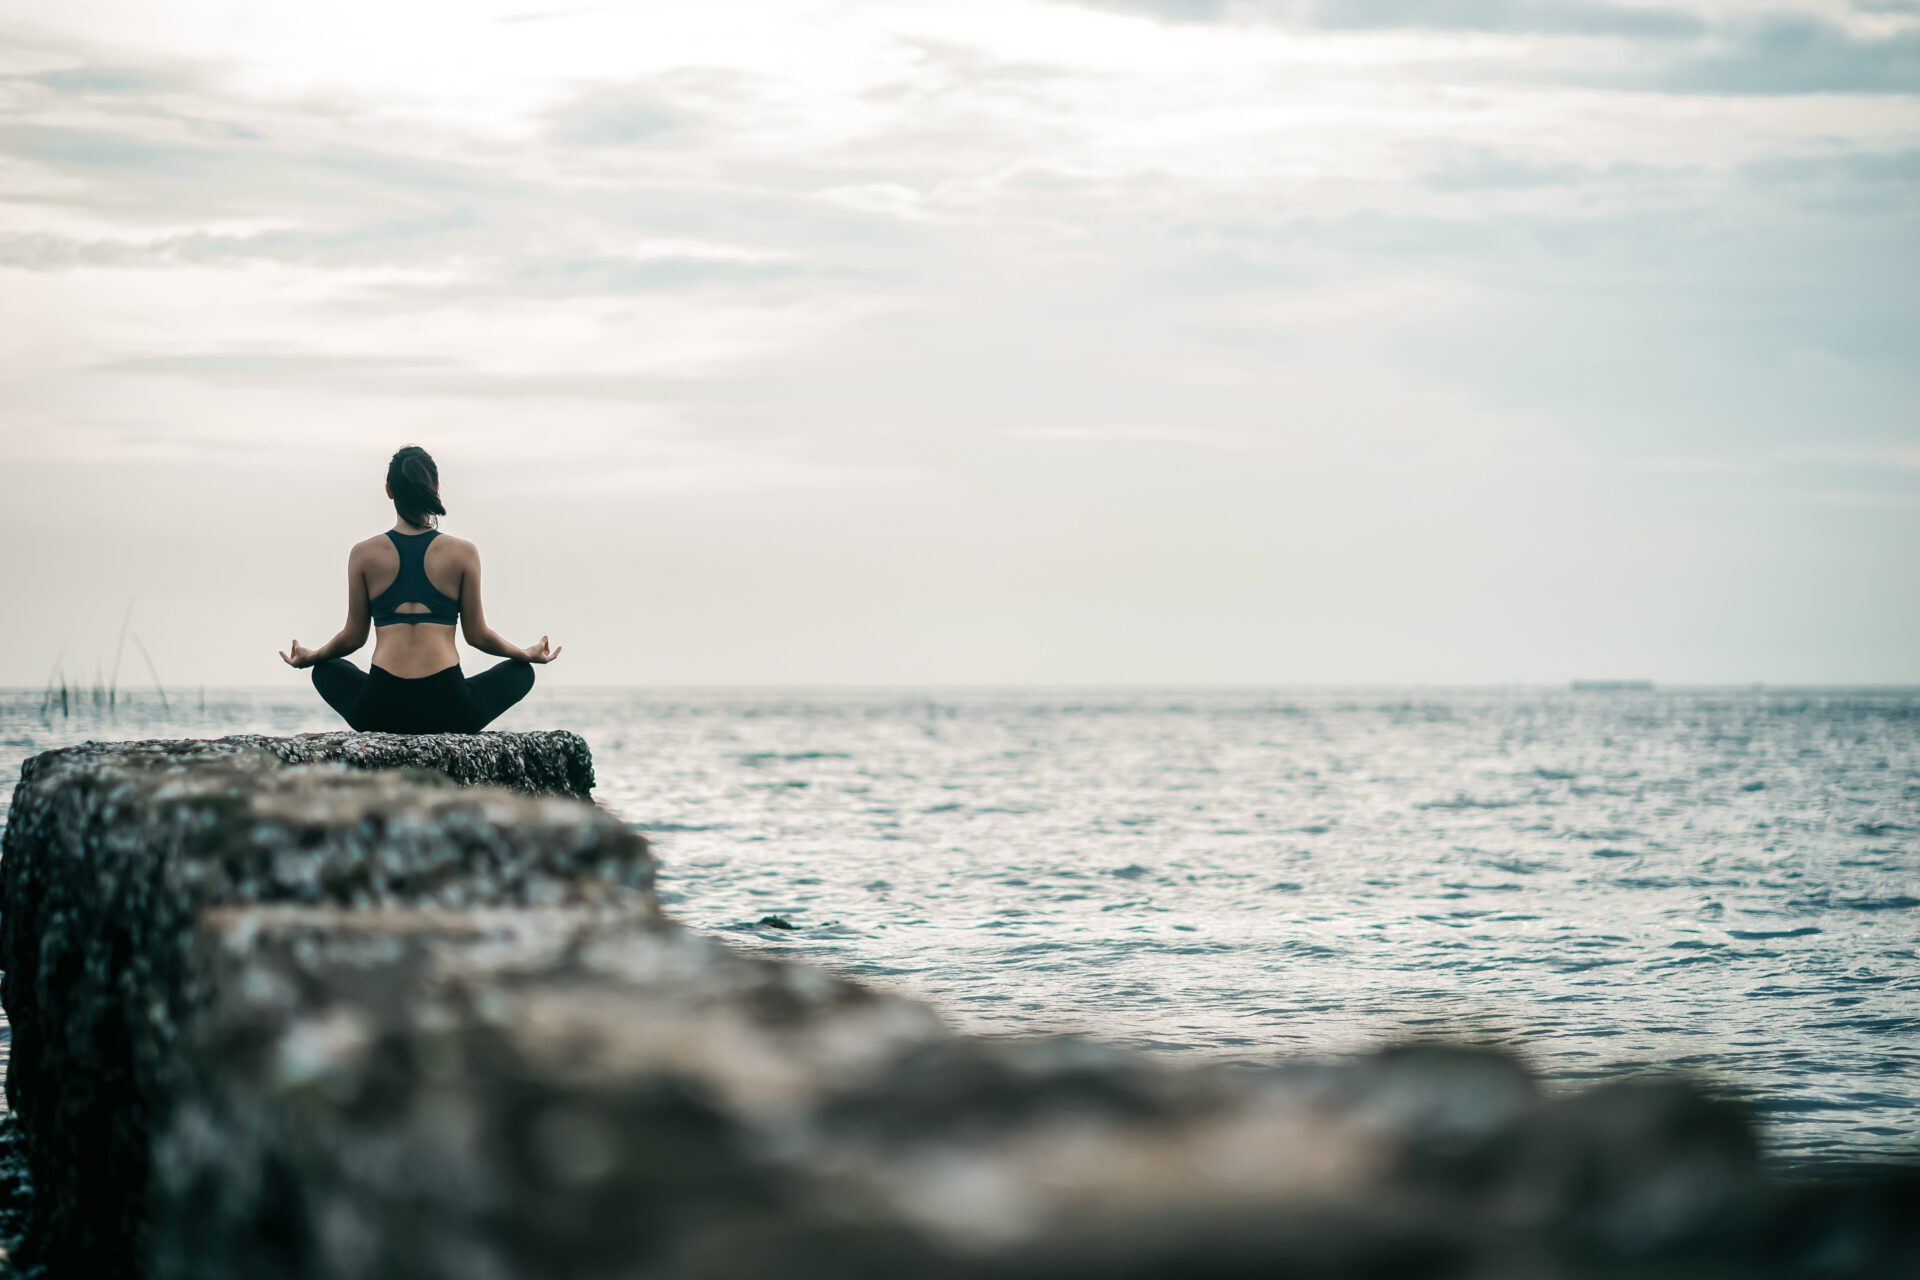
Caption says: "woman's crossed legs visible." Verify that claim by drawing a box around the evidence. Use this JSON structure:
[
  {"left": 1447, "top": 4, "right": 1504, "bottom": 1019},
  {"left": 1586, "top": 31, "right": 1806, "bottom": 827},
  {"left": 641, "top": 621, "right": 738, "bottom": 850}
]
[{"left": 311, "top": 658, "right": 534, "bottom": 733}]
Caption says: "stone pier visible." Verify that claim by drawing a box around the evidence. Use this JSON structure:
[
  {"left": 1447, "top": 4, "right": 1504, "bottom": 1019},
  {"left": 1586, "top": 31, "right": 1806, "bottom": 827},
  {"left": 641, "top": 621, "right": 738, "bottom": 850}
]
[{"left": 1, "top": 733, "right": 1914, "bottom": 1278}]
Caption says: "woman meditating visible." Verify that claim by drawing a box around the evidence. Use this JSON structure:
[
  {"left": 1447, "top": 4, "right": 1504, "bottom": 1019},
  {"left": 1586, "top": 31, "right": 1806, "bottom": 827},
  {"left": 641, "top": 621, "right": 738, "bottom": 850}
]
[{"left": 280, "top": 445, "right": 561, "bottom": 733}]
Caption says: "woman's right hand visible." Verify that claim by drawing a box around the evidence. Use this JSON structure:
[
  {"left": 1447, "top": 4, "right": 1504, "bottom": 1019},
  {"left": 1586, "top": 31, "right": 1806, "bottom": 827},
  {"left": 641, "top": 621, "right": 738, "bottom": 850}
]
[{"left": 521, "top": 635, "right": 563, "bottom": 664}]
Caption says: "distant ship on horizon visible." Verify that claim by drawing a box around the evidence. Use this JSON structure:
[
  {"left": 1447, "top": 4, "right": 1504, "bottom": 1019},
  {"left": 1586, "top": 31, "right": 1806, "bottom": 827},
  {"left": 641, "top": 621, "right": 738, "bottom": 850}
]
[{"left": 1570, "top": 679, "right": 1655, "bottom": 691}]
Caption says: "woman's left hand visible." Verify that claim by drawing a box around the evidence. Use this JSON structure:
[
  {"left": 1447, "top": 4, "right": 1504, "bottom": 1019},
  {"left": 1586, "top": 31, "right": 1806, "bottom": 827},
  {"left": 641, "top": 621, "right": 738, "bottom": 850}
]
[
  {"left": 279, "top": 640, "right": 319, "bottom": 669},
  {"left": 522, "top": 635, "right": 563, "bottom": 664}
]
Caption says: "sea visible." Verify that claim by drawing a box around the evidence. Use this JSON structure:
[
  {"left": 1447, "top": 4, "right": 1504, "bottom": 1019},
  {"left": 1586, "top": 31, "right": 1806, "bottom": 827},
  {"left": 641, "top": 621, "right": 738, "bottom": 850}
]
[{"left": 2, "top": 685, "right": 1915, "bottom": 1167}]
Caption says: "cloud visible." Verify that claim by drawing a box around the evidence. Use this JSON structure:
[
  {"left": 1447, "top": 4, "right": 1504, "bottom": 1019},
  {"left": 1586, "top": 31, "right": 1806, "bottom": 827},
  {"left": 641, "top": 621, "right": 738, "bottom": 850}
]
[
  {"left": 20, "top": 66, "right": 188, "bottom": 95},
  {"left": 1654, "top": 13, "right": 1920, "bottom": 94},
  {"left": 91, "top": 352, "right": 462, "bottom": 380},
  {"left": 1739, "top": 145, "right": 1920, "bottom": 213},
  {"left": 1076, "top": 0, "right": 1707, "bottom": 37},
  {"left": 0, "top": 120, "right": 525, "bottom": 233},
  {"left": 0, "top": 123, "right": 244, "bottom": 179},
  {"left": 83, "top": 351, "right": 683, "bottom": 403},
  {"left": 541, "top": 82, "right": 686, "bottom": 147},
  {"left": 501, "top": 254, "right": 811, "bottom": 294},
  {"left": 1301, "top": 0, "right": 1707, "bottom": 38},
  {"left": 1420, "top": 148, "right": 1610, "bottom": 193},
  {"left": 0, "top": 214, "right": 476, "bottom": 271},
  {"left": 1067, "top": 0, "right": 1235, "bottom": 21},
  {"left": 496, "top": 5, "right": 625, "bottom": 23},
  {"left": 1074, "top": 2, "right": 1920, "bottom": 95}
]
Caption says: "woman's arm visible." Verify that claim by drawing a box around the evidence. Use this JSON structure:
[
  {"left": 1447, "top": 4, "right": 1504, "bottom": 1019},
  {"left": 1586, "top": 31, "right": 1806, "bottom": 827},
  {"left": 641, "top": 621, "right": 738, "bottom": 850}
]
[
  {"left": 459, "top": 543, "right": 562, "bottom": 663},
  {"left": 280, "top": 548, "right": 372, "bottom": 668}
]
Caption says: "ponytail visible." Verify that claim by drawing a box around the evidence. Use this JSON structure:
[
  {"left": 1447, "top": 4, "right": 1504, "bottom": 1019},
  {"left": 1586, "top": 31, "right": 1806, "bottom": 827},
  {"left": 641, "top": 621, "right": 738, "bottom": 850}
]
[{"left": 387, "top": 445, "right": 446, "bottom": 529}]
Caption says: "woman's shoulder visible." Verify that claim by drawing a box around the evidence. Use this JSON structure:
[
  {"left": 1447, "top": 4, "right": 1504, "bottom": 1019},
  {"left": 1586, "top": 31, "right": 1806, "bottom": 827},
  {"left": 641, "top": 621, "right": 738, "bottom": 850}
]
[{"left": 347, "top": 529, "right": 473, "bottom": 565}]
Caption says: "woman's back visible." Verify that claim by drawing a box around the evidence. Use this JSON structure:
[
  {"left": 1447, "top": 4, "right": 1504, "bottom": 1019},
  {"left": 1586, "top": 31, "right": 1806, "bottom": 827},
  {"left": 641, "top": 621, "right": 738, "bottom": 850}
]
[{"left": 361, "top": 527, "right": 468, "bottom": 678}]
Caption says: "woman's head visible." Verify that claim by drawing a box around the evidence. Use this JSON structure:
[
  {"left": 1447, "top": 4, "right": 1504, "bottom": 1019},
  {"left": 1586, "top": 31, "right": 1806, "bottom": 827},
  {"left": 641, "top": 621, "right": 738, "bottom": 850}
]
[{"left": 386, "top": 445, "right": 445, "bottom": 529}]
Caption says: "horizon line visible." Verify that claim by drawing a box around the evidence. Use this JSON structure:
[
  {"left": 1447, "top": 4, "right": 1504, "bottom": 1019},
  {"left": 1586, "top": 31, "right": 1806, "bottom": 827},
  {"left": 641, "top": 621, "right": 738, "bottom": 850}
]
[{"left": 7, "top": 681, "right": 1920, "bottom": 694}]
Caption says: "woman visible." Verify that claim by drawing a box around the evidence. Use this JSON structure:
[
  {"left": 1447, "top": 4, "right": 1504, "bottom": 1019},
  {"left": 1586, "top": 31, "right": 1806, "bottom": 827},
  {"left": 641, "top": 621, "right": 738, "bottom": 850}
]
[{"left": 280, "top": 446, "right": 561, "bottom": 733}]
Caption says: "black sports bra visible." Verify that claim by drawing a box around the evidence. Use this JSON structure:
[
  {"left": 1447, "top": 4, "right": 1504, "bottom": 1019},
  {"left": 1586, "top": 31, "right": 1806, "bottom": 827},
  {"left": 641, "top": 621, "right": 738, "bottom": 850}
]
[{"left": 370, "top": 530, "right": 460, "bottom": 627}]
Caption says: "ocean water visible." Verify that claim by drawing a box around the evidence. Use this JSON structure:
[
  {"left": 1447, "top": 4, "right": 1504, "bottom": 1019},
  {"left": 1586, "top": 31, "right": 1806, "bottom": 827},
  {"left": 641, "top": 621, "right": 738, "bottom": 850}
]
[{"left": 3, "top": 685, "right": 1916, "bottom": 1166}]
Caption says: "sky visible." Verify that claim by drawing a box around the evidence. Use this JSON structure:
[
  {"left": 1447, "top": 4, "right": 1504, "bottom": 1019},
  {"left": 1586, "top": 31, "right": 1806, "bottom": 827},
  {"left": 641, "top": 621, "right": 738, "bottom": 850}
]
[{"left": 1, "top": 0, "right": 1916, "bottom": 688}]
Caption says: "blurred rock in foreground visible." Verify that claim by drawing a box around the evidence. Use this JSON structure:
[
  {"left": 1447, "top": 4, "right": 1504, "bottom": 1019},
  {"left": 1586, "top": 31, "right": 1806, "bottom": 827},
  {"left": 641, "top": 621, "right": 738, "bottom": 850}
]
[
  {"left": 3, "top": 735, "right": 1917, "bottom": 1279},
  {"left": 1, "top": 735, "right": 647, "bottom": 1276}
]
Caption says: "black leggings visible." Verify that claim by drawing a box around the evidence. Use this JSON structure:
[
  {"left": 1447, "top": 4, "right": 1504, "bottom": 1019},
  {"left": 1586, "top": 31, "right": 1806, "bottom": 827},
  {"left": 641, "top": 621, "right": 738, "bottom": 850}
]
[{"left": 311, "top": 659, "right": 535, "bottom": 734}]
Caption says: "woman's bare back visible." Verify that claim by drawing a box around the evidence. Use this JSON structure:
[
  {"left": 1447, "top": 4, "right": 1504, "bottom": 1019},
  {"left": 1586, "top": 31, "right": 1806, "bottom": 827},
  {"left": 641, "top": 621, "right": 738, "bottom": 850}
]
[{"left": 359, "top": 530, "right": 469, "bottom": 678}]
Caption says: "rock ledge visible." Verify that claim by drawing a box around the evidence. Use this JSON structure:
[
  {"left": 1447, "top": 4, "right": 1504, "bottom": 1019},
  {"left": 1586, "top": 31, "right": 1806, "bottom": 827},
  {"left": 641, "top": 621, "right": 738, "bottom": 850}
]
[{"left": 20, "top": 729, "right": 596, "bottom": 797}]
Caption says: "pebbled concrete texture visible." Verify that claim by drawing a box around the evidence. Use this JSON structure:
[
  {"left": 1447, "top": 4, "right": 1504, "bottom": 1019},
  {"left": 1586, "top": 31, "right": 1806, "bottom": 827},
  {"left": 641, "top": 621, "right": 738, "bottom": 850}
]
[
  {"left": 2, "top": 734, "right": 1917, "bottom": 1279},
  {"left": 149, "top": 903, "right": 1920, "bottom": 1280},
  {"left": 0, "top": 735, "right": 647, "bottom": 1275},
  {"left": 18, "top": 729, "right": 597, "bottom": 798}
]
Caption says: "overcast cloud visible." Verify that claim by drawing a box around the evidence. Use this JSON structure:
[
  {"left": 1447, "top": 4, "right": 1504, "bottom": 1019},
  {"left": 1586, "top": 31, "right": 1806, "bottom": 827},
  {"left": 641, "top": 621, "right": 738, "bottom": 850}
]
[{"left": 1, "top": 0, "right": 1915, "bottom": 687}]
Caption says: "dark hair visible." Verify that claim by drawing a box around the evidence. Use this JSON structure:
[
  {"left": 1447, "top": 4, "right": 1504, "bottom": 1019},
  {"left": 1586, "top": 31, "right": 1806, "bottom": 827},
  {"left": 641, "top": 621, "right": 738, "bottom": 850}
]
[{"left": 387, "top": 445, "right": 445, "bottom": 529}]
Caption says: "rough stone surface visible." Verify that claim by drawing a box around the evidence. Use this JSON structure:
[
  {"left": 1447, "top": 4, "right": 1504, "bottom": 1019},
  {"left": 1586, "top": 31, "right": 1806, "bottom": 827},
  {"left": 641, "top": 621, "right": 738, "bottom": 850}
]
[
  {"left": 0, "top": 749, "right": 650, "bottom": 1276},
  {"left": 19, "top": 730, "right": 596, "bottom": 799},
  {"left": 0, "top": 1118, "right": 28, "bottom": 1278},
  {"left": 155, "top": 907, "right": 946, "bottom": 1280},
  {"left": 151, "top": 909, "right": 1920, "bottom": 1280}
]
